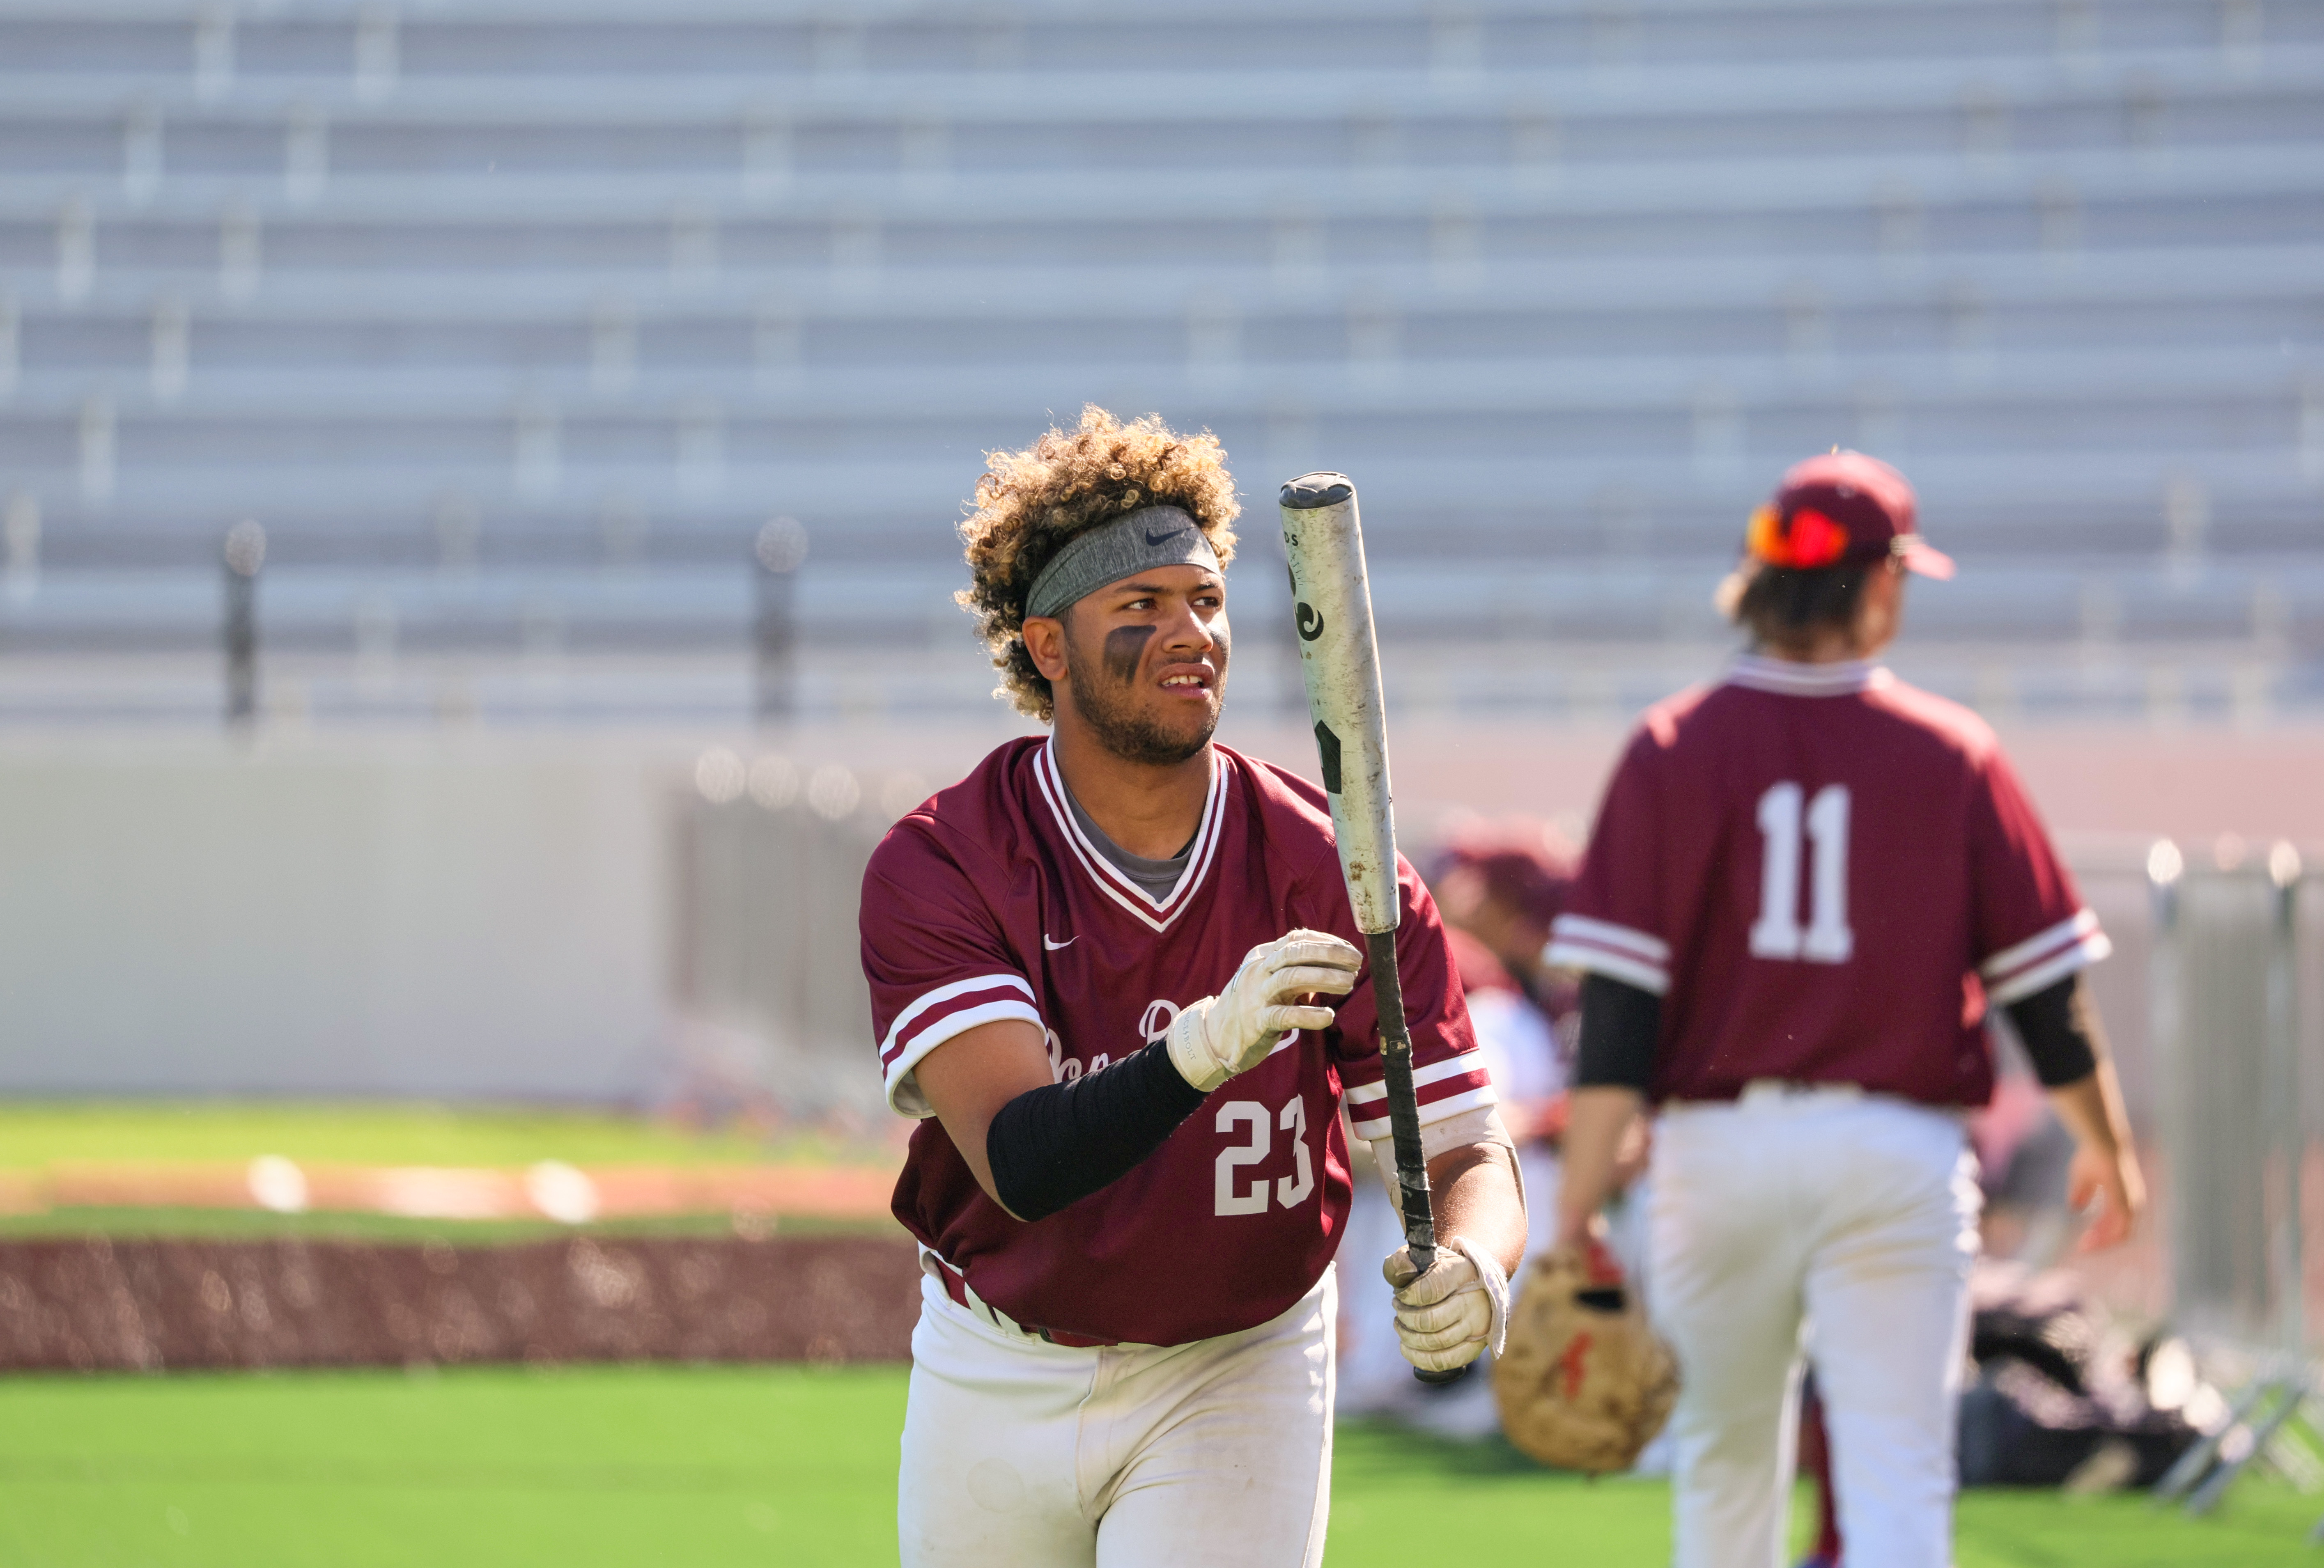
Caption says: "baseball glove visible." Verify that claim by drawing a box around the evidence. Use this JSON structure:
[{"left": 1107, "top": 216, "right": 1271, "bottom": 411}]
[{"left": 1493, "top": 1239, "right": 1679, "bottom": 1474}]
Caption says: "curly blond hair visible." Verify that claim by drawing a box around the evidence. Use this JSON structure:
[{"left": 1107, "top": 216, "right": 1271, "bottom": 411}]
[{"left": 957, "top": 406, "right": 1240, "bottom": 720}]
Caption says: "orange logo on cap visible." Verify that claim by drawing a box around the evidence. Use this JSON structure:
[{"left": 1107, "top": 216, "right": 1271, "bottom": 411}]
[{"left": 1748, "top": 503, "right": 1850, "bottom": 568}]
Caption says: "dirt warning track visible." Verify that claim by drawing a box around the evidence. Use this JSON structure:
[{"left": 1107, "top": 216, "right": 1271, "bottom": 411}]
[{"left": 0, "top": 1232, "right": 921, "bottom": 1373}]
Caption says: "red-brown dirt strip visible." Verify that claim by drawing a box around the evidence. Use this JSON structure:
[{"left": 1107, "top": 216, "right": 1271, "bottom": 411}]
[{"left": 0, "top": 1232, "right": 922, "bottom": 1372}]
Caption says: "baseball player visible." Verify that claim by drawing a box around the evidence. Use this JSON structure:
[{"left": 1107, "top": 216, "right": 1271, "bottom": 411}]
[
  {"left": 1543, "top": 451, "right": 2145, "bottom": 1568},
  {"left": 860, "top": 406, "right": 1527, "bottom": 1567}
]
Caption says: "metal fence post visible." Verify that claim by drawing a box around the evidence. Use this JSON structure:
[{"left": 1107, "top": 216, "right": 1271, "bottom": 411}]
[
  {"left": 2147, "top": 837, "right": 2192, "bottom": 1321},
  {"left": 222, "top": 519, "right": 265, "bottom": 727},
  {"left": 2264, "top": 842, "right": 2304, "bottom": 1356},
  {"left": 754, "top": 515, "right": 806, "bottom": 724}
]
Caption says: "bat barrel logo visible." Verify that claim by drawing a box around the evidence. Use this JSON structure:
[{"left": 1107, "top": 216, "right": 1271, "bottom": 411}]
[{"left": 1295, "top": 602, "right": 1325, "bottom": 641}]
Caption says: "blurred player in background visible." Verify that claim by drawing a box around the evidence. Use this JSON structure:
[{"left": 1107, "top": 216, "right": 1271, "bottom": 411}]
[
  {"left": 1339, "top": 830, "right": 1570, "bottom": 1429},
  {"left": 1435, "top": 829, "right": 1658, "bottom": 1291},
  {"left": 1431, "top": 830, "right": 1575, "bottom": 1191},
  {"left": 1431, "top": 830, "right": 1575, "bottom": 1016},
  {"left": 1545, "top": 452, "right": 2146, "bottom": 1568},
  {"left": 1340, "top": 828, "right": 1671, "bottom": 1438},
  {"left": 860, "top": 407, "right": 1527, "bottom": 1567}
]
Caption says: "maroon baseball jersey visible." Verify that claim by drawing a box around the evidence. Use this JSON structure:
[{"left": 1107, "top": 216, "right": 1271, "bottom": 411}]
[
  {"left": 861, "top": 736, "right": 1491, "bottom": 1346},
  {"left": 1546, "top": 656, "right": 2108, "bottom": 1107}
]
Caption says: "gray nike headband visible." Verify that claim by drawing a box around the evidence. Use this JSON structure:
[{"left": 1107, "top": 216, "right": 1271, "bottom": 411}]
[{"left": 1023, "top": 505, "right": 1220, "bottom": 621}]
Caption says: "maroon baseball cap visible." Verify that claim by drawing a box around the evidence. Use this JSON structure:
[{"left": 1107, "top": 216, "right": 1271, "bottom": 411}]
[
  {"left": 1745, "top": 450, "right": 1954, "bottom": 580},
  {"left": 1434, "top": 832, "right": 1577, "bottom": 933}
]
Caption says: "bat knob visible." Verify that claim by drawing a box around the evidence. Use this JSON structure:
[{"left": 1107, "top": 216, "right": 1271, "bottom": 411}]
[
  {"left": 1412, "top": 1363, "right": 1473, "bottom": 1387},
  {"left": 1278, "top": 473, "right": 1353, "bottom": 510}
]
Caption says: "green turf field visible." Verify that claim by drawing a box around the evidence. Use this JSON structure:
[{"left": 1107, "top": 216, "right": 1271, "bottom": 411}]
[
  {"left": 2, "top": 1365, "right": 2316, "bottom": 1567},
  {"left": 2, "top": 1103, "right": 2315, "bottom": 1564},
  {"left": 0, "top": 1100, "right": 852, "bottom": 1171},
  {"left": 0, "top": 1206, "right": 898, "bottom": 1242}
]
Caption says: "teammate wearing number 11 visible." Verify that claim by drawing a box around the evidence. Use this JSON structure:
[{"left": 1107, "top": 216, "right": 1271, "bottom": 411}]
[
  {"left": 1547, "top": 451, "right": 2146, "bottom": 1568},
  {"left": 861, "top": 407, "right": 1526, "bottom": 1567}
]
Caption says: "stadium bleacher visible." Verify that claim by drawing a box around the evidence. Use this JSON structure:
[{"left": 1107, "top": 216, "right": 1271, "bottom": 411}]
[{"left": 0, "top": 0, "right": 2318, "bottom": 723}]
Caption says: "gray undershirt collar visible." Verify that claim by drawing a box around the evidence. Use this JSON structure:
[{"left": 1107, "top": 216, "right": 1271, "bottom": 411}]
[{"left": 1063, "top": 788, "right": 1192, "bottom": 902}]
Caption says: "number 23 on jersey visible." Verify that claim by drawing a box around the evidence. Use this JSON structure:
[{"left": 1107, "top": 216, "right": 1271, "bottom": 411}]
[{"left": 1214, "top": 1094, "right": 1316, "bottom": 1217}]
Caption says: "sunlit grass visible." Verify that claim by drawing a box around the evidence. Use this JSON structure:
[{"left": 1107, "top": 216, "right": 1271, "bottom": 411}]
[
  {"left": 0, "top": 1206, "right": 900, "bottom": 1242},
  {"left": 0, "top": 1368, "right": 2315, "bottom": 1568},
  {"left": 0, "top": 1100, "right": 889, "bottom": 1173}
]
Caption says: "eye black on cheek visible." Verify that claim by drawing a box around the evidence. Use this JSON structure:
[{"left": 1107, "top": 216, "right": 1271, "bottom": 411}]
[{"left": 1102, "top": 624, "right": 1153, "bottom": 684}]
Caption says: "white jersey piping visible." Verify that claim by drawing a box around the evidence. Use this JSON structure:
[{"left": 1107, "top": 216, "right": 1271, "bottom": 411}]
[
  {"left": 1343, "top": 1051, "right": 1493, "bottom": 1109},
  {"left": 1032, "top": 738, "right": 1227, "bottom": 934},
  {"left": 1724, "top": 655, "right": 1894, "bottom": 697}
]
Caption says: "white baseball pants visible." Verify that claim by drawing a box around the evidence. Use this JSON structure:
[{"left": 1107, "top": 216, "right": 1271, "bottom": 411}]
[
  {"left": 898, "top": 1260, "right": 1335, "bottom": 1568},
  {"left": 1647, "top": 1087, "right": 1981, "bottom": 1568}
]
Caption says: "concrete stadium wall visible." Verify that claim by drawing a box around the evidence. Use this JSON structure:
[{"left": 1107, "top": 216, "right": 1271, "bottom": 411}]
[
  {"left": 0, "top": 716, "right": 2315, "bottom": 1110},
  {"left": 0, "top": 735, "right": 674, "bottom": 1100}
]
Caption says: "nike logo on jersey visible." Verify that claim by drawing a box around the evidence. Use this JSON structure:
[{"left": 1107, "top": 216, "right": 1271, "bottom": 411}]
[{"left": 1044, "top": 934, "right": 1076, "bottom": 950}]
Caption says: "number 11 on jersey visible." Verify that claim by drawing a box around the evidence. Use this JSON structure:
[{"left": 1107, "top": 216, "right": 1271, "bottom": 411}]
[{"left": 1750, "top": 781, "right": 1854, "bottom": 964}]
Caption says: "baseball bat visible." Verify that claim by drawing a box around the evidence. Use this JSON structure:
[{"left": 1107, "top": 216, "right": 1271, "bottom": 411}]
[{"left": 1277, "top": 472, "right": 1467, "bottom": 1387}]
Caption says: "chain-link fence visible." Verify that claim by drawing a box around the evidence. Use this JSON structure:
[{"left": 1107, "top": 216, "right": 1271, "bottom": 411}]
[{"left": 664, "top": 747, "right": 933, "bottom": 1125}]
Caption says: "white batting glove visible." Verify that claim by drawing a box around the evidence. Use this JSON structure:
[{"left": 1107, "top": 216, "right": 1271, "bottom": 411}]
[
  {"left": 1166, "top": 929, "right": 1362, "bottom": 1092},
  {"left": 1382, "top": 1236, "right": 1510, "bottom": 1375}
]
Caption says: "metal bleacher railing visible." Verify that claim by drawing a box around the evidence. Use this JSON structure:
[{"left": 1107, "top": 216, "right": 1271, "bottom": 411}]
[{"left": 0, "top": 0, "right": 2319, "bottom": 724}]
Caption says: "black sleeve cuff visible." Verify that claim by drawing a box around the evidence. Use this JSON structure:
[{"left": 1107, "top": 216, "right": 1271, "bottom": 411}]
[
  {"left": 2001, "top": 972, "right": 2104, "bottom": 1088},
  {"left": 1575, "top": 973, "right": 1661, "bottom": 1093},
  {"left": 985, "top": 1040, "right": 1209, "bottom": 1222}
]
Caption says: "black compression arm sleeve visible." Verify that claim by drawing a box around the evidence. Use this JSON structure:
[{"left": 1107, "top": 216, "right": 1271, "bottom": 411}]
[
  {"left": 985, "top": 1041, "right": 1209, "bottom": 1222},
  {"left": 1575, "top": 973, "right": 1662, "bottom": 1093},
  {"left": 2002, "top": 972, "right": 2104, "bottom": 1088}
]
